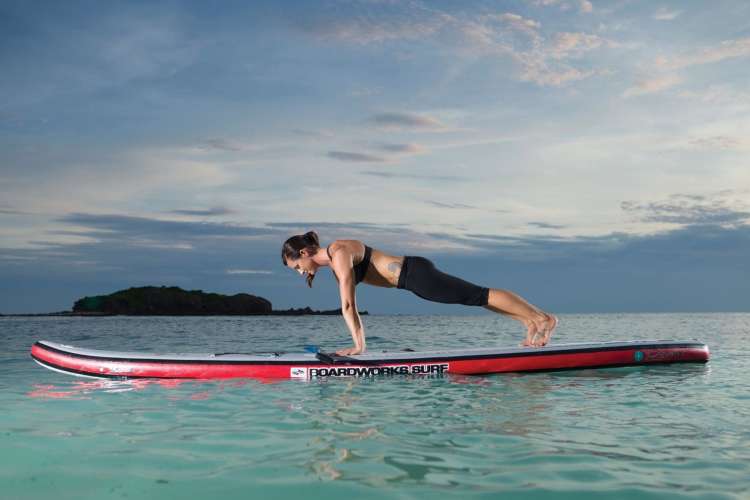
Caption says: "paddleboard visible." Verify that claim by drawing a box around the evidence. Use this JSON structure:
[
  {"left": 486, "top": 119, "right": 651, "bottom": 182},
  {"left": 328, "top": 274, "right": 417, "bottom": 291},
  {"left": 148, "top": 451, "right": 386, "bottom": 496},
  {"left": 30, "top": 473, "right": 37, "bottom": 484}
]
[{"left": 30, "top": 340, "right": 709, "bottom": 380}]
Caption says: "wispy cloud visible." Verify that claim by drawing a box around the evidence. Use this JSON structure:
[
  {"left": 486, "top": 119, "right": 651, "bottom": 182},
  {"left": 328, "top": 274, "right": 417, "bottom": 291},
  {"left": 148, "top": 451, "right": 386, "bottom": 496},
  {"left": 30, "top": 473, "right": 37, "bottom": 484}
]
[
  {"left": 296, "top": 2, "right": 448, "bottom": 44},
  {"left": 327, "top": 151, "right": 387, "bottom": 163},
  {"left": 366, "top": 112, "right": 446, "bottom": 130},
  {"left": 464, "top": 13, "right": 614, "bottom": 86},
  {"left": 349, "top": 86, "right": 382, "bottom": 97},
  {"left": 170, "top": 207, "right": 235, "bottom": 217},
  {"left": 266, "top": 221, "right": 386, "bottom": 233},
  {"left": 299, "top": 6, "right": 615, "bottom": 87},
  {"left": 653, "top": 8, "right": 682, "bottom": 21},
  {"left": 550, "top": 32, "right": 613, "bottom": 59},
  {"left": 226, "top": 269, "right": 273, "bottom": 275},
  {"left": 375, "top": 143, "right": 426, "bottom": 154},
  {"left": 291, "top": 129, "right": 335, "bottom": 139},
  {"left": 528, "top": 0, "right": 593, "bottom": 14},
  {"left": 623, "top": 73, "right": 683, "bottom": 97},
  {"left": 0, "top": 205, "right": 26, "bottom": 215},
  {"left": 426, "top": 201, "right": 478, "bottom": 210},
  {"left": 360, "top": 171, "right": 468, "bottom": 182},
  {"left": 326, "top": 141, "right": 425, "bottom": 165},
  {"left": 199, "top": 138, "right": 257, "bottom": 152},
  {"left": 677, "top": 84, "right": 750, "bottom": 107},
  {"left": 529, "top": 221, "right": 566, "bottom": 229},
  {"left": 687, "top": 136, "right": 748, "bottom": 151},
  {"left": 621, "top": 193, "right": 750, "bottom": 226},
  {"left": 58, "top": 213, "right": 281, "bottom": 240},
  {"left": 654, "top": 37, "right": 750, "bottom": 71}
]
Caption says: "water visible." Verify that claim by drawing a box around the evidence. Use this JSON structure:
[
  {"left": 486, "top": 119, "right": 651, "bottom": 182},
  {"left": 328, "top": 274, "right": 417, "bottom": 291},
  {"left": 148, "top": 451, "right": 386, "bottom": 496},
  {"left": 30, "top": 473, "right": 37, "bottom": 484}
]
[{"left": 1, "top": 314, "right": 749, "bottom": 499}]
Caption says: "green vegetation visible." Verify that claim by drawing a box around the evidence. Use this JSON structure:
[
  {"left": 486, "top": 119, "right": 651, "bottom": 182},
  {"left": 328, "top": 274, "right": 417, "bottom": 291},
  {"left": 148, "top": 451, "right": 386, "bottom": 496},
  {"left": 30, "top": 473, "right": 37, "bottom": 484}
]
[{"left": 73, "top": 286, "right": 272, "bottom": 315}]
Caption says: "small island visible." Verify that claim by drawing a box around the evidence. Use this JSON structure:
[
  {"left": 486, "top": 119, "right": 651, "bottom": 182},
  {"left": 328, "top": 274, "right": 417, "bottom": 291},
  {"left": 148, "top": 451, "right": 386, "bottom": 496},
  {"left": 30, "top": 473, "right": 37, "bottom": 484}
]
[{"left": 2, "top": 286, "right": 367, "bottom": 316}]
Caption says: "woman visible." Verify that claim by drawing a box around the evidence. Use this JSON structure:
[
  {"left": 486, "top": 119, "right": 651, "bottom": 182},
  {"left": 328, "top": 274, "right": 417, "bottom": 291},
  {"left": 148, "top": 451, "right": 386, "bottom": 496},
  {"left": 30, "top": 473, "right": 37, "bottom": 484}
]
[{"left": 281, "top": 231, "right": 557, "bottom": 355}]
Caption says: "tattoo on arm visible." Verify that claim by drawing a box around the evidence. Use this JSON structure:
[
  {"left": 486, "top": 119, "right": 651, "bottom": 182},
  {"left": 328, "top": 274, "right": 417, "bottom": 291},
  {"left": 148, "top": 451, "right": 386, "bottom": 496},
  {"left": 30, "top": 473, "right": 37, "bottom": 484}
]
[{"left": 387, "top": 261, "right": 402, "bottom": 277}]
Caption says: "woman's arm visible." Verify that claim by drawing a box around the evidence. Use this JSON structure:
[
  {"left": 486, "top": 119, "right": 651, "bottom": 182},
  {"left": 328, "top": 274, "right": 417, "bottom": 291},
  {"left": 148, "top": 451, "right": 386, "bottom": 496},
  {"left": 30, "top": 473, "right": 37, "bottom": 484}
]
[{"left": 329, "top": 246, "right": 366, "bottom": 355}]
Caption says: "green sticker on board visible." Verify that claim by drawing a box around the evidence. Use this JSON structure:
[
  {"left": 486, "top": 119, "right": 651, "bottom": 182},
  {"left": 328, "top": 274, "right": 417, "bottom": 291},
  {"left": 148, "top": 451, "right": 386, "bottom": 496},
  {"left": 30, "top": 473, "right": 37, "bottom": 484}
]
[{"left": 634, "top": 351, "right": 644, "bottom": 362}]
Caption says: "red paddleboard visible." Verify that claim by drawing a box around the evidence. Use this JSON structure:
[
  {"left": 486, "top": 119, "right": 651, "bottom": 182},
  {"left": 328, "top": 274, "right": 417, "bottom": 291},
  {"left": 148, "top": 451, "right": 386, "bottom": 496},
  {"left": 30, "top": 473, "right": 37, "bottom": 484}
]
[{"left": 30, "top": 340, "right": 709, "bottom": 380}]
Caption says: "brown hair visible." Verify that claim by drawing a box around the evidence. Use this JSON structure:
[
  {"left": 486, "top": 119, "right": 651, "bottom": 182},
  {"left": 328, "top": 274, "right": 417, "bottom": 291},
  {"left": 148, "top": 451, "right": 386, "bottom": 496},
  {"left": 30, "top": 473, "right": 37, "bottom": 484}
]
[{"left": 281, "top": 231, "right": 320, "bottom": 287}]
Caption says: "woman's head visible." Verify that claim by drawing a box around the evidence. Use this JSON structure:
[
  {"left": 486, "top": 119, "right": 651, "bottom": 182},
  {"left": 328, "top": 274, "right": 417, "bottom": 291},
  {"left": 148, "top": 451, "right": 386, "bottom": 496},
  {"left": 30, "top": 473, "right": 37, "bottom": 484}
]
[{"left": 281, "top": 231, "right": 321, "bottom": 287}]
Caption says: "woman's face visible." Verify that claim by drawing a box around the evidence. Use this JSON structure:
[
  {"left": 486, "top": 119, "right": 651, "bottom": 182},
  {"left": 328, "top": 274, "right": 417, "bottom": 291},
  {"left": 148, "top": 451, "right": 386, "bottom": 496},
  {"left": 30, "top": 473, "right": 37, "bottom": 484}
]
[{"left": 286, "top": 249, "right": 318, "bottom": 281}]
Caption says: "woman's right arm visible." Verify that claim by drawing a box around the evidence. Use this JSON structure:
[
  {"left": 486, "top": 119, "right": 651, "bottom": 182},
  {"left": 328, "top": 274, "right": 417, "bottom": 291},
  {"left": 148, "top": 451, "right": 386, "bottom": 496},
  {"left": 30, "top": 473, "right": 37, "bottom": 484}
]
[{"left": 329, "top": 245, "right": 365, "bottom": 355}]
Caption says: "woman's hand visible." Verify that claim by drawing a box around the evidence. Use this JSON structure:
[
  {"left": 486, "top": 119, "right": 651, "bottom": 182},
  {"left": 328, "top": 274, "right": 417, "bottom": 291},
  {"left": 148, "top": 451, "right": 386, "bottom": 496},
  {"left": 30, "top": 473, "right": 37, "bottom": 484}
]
[{"left": 335, "top": 346, "right": 364, "bottom": 356}]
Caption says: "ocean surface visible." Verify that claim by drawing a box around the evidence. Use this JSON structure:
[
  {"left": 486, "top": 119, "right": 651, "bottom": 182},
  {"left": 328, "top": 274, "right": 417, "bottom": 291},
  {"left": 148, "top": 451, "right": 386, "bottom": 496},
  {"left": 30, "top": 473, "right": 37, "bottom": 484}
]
[{"left": 1, "top": 313, "right": 748, "bottom": 499}]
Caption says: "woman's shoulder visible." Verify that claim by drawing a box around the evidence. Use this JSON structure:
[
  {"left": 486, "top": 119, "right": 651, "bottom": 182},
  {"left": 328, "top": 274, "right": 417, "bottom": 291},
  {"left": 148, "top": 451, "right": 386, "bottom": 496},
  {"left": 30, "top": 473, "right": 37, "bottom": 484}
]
[
  {"left": 329, "top": 239, "right": 363, "bottom": 248},
  {"left": 328, "top": 239, "right": 365, "bottom": 255}
]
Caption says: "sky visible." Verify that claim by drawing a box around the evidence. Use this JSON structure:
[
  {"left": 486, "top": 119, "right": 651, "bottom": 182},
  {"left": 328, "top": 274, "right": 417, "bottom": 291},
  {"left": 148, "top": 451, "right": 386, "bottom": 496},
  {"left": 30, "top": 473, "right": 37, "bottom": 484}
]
[{"left": 1, "top": 0, "right": 749, "bottom": 314}]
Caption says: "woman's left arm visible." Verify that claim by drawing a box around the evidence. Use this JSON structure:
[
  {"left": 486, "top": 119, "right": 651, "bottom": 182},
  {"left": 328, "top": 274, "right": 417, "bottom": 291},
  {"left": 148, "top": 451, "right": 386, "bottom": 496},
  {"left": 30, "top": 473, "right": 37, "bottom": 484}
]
[{"left": 329, "top": 247, "right": 365, "bottom": 355}]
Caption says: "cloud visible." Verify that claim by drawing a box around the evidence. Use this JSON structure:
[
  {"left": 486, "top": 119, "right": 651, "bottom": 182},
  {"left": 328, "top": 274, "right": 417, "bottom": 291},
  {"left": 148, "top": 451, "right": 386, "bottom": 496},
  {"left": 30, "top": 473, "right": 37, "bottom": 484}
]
[
  {"left": 366, "top": 112, "right": 446, "bottom": 130},
  {"left": 298, "top": 6, "right": 615, "bottom": 88},
  {"left": 623, "top": 73, "right": 683, "bottom": 97},
  {"left": 1, "top": 146, "right": 233, "bottom": 217},
  {"left": 267, "top": 221, "right": 385, "bottom": 230},
  {"left": 226, "top": 269, "right": 274, "bottom": 275},
  {"left": 3, "top": 210, "right": 750, "bottom": 313},
  {"left": 296, "top": 2, "right": 449, "bottom": 44},
  {"left": 493, "top": 13, "right": 541, "bottom": 38},
  {"left": 528, "top": 0, "right": 593, "bottom": 14},
  {"left": 687, "top": 136, "right": 748, "bottom": 151},
  {"left": 623, "top": 37, "right": 750, "bottom": 98},
  {"left": 676, "top": 84, "right": 750, "bottom": 108},
  {"left": 450, "top": 220, "right": 750, "bottom": 263},
  {"left": 58, "top": 213, "right": 281, "bottom": 240},
  {"left": 653, "top": 8, "right": 682, "bottom": 21},
  {"left": 326, "top": 143, "right": 426, "bottom": 164},
  {"left": 349, "top": 86, "right": 382, "bottom": 97},
  {"left": 360, "top": 171, "right": 468, "bottom": 182},
  {"left": 654, "top": 37, "right": 750, "bottom": 71},
  {"left": 327, "top": 151, "right": 387, "bottom": 162},
  {"left": 621, "top": 193, "right": 750, "bottom": 226},
  {"left": 199, "top": 139, "right": 256, "bottom": 152},
  {"left": 426, "top": 201, "right": 478, "bottom": 210},
  {"left": 518, "top": 63, "right": 599, "bottom": 86},
  {"left": 550, "top": 32, "right": 613, "bottom": 59},
  {"left": 529, "top": 221, "right": 566, "bottom": 229},
  {"left": 376, "top": 143, "right": 426, "bottom": 154},
  {"left": 170, "top": 207, "right": 235, "bottom": 217},
  {"left": 461, "top": 14, "right": 614, "bottom": 86},
  {"left": 0, "top": 206, "right": 26, "bottom": 215},
  {"left": 579, "top": 1, "right": 593, "bottom": 13}
]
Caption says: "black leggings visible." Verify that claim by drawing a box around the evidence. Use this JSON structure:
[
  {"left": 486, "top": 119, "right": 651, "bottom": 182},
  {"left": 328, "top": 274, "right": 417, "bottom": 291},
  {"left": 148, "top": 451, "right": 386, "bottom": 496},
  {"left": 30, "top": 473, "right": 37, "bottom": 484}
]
[{"left": 397, "top": 256, "right": 490, "bottom": 307}]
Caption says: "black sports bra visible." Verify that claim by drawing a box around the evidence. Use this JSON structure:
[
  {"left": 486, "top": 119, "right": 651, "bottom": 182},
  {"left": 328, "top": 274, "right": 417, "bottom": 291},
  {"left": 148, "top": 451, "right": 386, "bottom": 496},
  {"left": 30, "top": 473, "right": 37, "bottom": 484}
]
[{"left": 327, "top": 244, "right": 372, "bottom": 284}]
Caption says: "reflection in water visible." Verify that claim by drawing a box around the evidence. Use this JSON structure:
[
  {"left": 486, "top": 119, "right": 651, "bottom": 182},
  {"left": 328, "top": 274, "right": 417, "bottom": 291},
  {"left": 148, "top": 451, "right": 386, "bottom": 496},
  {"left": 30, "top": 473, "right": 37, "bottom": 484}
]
[
  {"left": 27, "top": 379, "right": 158, "bottom": 399},
  {"left": 21, "top": 360, "right": 720, "bottom": 490}
]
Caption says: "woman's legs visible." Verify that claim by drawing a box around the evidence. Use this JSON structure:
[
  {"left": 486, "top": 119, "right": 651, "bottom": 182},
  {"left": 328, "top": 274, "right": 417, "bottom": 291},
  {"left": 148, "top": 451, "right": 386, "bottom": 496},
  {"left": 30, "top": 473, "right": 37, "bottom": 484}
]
[
  {"left": 398, "top": 256, "right": 557, "bottom": 347},
  {"left": 484, "top": 289, "right": 558, "bottom": 347}
]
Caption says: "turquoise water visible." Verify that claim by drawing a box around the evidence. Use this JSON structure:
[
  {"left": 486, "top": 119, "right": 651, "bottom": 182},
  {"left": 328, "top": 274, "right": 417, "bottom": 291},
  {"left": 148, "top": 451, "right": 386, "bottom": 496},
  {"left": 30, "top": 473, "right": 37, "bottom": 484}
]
[{"left": 1, "top": 314, "right": 749, "bottom": 499}]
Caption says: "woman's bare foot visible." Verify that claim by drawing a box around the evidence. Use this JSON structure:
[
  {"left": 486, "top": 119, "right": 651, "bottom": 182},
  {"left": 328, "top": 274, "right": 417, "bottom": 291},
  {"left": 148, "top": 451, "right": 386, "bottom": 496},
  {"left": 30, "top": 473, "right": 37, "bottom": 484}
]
[
  {"left": 519, "top": 313, "right": 557, "bottom": 347},
  {"left": 520, "top": 319, "right": 540, "bottom": 347},
  {"left": 532, "top": 314, "right": 558, "bottom": 347}
]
